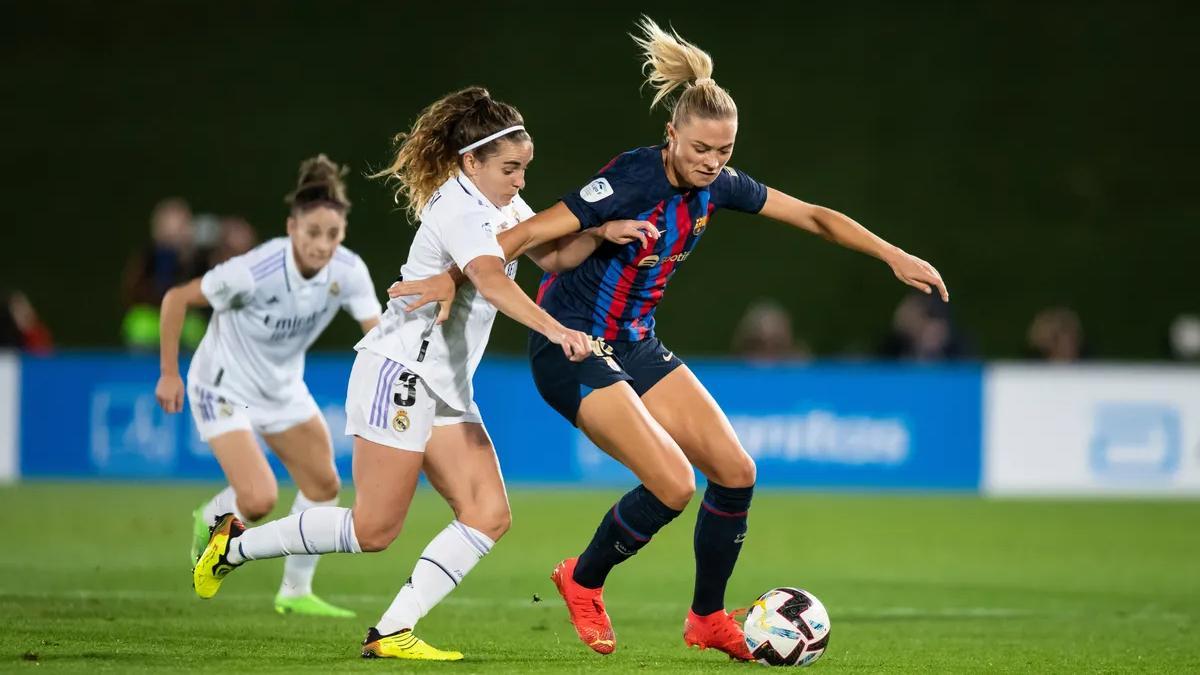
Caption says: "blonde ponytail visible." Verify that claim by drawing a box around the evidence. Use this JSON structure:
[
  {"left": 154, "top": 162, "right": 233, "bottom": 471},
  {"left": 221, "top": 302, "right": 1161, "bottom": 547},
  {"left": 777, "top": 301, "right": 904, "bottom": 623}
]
[{"left": 632, "top": 16, "right": 737, "bottom": 124}]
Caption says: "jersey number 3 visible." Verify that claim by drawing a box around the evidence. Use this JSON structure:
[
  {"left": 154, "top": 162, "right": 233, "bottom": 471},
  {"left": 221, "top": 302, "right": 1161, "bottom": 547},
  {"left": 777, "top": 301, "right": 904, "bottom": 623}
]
[{"left": 393, "top": 372, "right": 419, "bottom": 407}]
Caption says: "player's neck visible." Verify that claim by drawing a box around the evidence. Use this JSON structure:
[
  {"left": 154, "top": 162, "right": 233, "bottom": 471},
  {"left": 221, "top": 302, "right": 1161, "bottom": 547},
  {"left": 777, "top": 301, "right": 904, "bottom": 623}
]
[{"left": 661, "top": 147, "right": 691, "bottom": 190}]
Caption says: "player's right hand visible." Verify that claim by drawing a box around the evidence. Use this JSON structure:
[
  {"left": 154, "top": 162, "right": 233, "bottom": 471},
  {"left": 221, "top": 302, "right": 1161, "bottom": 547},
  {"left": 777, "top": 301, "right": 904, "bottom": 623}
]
[
  {"left": 388, "top": 271, "right": 457, "bottom": 324},
  {"left": 599, "top": 220, "right": 659, "bottom": 248},
  {"left": 551, "top": 329, "right": 592, "bottom": 362},
  {"left": 156, "top": 373, "right": 185, "bottom": 413}
]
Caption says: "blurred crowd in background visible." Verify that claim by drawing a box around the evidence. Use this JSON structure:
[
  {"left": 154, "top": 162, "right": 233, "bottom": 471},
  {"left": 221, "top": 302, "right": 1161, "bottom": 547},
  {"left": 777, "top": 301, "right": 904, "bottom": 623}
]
[
  {"left": 0, "top": 199, "right": 257, "bottom": 355},
  {"left": 116, "top": 198, "right": 257, "bottom": 352},
  {"left": 732, "top": 295, "right": 1200, "bottom": 364},
  {"left": 3, "top": 197, "right": 1198, "bottom": 364}
]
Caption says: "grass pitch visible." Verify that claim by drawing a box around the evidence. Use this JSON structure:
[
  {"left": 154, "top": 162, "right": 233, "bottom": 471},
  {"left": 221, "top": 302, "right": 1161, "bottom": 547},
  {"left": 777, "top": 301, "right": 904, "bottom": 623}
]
[{"left": 1, "top": 484, "right": 1197, "bottom": 672}]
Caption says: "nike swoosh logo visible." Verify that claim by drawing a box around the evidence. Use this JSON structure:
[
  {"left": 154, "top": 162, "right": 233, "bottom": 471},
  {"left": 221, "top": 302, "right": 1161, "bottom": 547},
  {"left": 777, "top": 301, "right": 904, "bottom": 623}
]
[{"left": 663, "top": 352, "right": 674, "bottom": 361}]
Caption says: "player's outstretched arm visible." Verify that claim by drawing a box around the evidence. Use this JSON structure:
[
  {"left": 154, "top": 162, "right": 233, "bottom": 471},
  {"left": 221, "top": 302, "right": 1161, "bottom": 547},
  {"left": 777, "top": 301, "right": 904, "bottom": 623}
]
[
  {"left": 156, "top": 278, "right": 210, "bottom": 413},
  {"left": 759, "top": 187, "right": 949, "bottom": 301},
  {"left": 384, "top": 204, "right": 582, "bottom": 318},
  {"left": 525, "top": 219, "right": 659, "bottom": 273},
  {"left": 388, "top": 206, "right": 656, "bottom": 317},
  {"left": 497, "top": 202, "right": 583, "bottom": 262},
  {"left": 462, "top": 255, "right": 590, "bottom": 362}
]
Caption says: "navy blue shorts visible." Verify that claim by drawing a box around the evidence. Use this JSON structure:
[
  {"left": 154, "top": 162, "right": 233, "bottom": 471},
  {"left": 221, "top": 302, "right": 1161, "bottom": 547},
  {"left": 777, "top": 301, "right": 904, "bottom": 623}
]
[{"left": 528, "top": 331, "right": 684, "bottom": 426}]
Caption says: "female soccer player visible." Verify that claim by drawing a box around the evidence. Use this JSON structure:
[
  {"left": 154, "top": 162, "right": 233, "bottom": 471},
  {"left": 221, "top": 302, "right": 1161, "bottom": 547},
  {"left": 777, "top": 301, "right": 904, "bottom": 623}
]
[
  {"left": 157, "top": 155, "right": 380, "bottom": 619},
  {"left": 389, "top": 18, "right": 950, "bottom": 660},
  {"left": 191, "top": 87, "right": 649, "bottom": 661}
]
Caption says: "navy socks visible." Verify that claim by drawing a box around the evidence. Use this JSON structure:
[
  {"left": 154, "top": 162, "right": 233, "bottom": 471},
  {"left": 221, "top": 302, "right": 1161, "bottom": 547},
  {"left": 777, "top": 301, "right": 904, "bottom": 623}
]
[
  {"left": 573, "top": 484, "right": 683, "bottom": 589},
  {"left": 691, "top": 482, "right": 753, "bottom": 615}
]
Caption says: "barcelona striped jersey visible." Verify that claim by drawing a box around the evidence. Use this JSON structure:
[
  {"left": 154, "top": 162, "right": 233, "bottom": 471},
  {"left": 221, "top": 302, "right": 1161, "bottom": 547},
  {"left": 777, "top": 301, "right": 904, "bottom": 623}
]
[{"left": 539, "top": 145, "right": 767, "bottom": 341}]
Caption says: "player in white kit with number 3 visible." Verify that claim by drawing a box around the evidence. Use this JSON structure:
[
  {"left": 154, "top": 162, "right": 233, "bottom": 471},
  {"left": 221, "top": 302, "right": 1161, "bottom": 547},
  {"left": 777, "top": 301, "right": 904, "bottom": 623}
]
[{"left": 191, "top": 87, "right": 650, "bottom": 661}]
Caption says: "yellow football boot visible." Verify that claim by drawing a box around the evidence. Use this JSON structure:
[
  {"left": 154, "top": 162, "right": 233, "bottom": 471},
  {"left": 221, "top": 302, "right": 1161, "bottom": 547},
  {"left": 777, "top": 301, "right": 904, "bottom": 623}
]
[
  {"left": 192, "top": 513, "right": 244, "bottom": 599},
  {"left": 361, "top": 627, "right": 464, "bottom": 661}
]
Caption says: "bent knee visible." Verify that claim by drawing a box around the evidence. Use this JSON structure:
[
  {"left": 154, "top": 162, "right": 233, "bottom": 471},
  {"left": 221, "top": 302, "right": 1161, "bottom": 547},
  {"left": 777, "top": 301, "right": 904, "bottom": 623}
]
[
  {"left": 237, "top": 488, "right": 278, "bottom": 522},
  {"left": 305, "top": 476, "right": 341, "bottom": 503},
  {"left": 457, "top": 503, "right": 512, "bottom": 543},
  {"left": 653, "top": 473, "right": 696, "bottom": 511},
  {"left": 353, "top": 516, "right": 403, "bottom": 552},
  {"left": 714, "top": 454, "right": 756, "bottom": 488}
]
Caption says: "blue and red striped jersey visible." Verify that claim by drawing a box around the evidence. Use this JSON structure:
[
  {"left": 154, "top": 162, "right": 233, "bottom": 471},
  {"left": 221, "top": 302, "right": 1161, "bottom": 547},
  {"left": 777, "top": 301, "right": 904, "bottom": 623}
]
[{"left": 539, "top": 145, "right": 767, "bottom": 342}]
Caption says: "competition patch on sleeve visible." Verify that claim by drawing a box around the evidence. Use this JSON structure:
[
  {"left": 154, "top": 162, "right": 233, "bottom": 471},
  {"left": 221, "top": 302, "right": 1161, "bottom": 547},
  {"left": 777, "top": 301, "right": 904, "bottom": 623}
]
[{"left": 579, "top": 177, "right": 614, "bottom": 203}]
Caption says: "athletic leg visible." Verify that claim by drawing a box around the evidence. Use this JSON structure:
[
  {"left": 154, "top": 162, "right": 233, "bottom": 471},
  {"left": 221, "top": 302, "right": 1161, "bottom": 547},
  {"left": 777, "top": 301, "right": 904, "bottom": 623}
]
[
  {"left": 641, "top": 365, "right": 755, "bottom": 659},
  {"left": 375, "top": 418, "right": 509, "bottom": 634},
  {"left": 262, "top": 413, "right": 352, "bottom": 615}
]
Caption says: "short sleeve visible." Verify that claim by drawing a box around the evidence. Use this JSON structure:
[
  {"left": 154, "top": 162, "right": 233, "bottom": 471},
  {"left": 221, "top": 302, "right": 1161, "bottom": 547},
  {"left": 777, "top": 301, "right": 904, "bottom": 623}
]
[
  {"left": 340, "top": 255, "right": 383, "bottom": 322},
  {"left": 200, "top": 257, "right": 255, "bottom": 312},
  {"left": 437, "top": 208, "right": 505, "bottom": 271},
  {"left": 561, "top": 171, "right": 638, "bottom": 230},
  {"left": 713, "top": 166, "right": 767, "bottom": 214},
  {"left": 511, "top": 194, "right": 536, "bottom": 222}
]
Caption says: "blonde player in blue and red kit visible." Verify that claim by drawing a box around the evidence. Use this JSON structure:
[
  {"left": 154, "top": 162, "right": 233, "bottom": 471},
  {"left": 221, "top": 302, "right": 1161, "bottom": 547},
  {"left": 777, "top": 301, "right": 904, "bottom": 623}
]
[{"left": 390, "top": 18, "right": 950, "bottom": 660}]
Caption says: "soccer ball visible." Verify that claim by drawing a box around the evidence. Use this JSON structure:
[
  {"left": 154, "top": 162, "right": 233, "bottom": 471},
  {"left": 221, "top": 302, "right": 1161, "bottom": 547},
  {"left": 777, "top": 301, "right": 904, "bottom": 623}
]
[{"left": 743, "top": 587, "right": 830, "bottom": 666}]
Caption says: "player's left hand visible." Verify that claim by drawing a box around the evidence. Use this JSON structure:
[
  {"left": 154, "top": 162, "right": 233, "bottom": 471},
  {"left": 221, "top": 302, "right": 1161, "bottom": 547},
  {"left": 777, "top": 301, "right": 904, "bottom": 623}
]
[
  {"left": 599, "top": 220, "right": 659, "bottom": 248},
  {"left": 887, "top": 249, "right": 949, "bottom": 302},
  {"left": 388, "top": 272, "right": 457, "bottom": 324}
]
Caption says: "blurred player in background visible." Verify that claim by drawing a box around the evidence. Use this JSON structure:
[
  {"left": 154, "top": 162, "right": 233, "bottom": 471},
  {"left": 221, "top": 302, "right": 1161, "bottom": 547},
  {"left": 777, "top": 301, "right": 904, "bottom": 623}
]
[
  {"left": 156, "top": 155, "right": 381, "bottom": 618},
  {"left": 389, "top": 17, "right": 949, "bottom": 660},
  {"left": 190, "top": 87, "right": 648, "bottom": 661}
]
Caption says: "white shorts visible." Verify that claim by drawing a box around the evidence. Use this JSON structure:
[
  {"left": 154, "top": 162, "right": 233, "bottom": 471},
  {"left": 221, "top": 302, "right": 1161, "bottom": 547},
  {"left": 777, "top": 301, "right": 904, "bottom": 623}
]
[
  {"left": 188, "top": 381, "right": 321, "bottom": 442},
  {"left": 344, "top": 349, "right": 483, "bottom": 453}
]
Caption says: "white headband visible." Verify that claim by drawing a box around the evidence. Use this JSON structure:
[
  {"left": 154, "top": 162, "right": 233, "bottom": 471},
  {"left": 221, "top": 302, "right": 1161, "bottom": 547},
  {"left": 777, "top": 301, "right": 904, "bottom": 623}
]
[{"left": 458, "top": 125, "right": 526, "bottom": 155}]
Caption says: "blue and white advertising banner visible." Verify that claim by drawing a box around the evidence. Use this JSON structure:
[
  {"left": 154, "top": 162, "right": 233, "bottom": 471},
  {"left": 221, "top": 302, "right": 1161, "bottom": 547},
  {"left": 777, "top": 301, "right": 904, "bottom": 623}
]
[
  {"left": 984, "top": 365, "right": 1200, "bottom": 495},
  {"left": 574, "top": 363, "right": 982, "bottom": 488},
  {"left": 0, "top": 351, "right": 18, "bottom": 482},
  {"left": 17, "top": 353, "right": 983, "bottom": 488}
]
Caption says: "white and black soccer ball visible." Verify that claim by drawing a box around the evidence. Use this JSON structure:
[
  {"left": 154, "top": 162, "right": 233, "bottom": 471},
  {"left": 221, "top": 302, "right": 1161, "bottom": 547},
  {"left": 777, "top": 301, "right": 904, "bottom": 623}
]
[{"left": 743, "top": 587, "right": 830, "bottom": 667}]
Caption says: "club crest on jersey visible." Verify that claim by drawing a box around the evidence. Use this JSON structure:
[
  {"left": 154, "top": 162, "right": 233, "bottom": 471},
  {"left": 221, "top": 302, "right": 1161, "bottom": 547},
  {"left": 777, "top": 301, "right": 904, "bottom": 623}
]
[
  {"left": 693, "top": 215, "right": 709, "bottom": 235},
  {"left": 329, "top": 281, "right": 340, "bottom": 297},
  {"left": 217, "top": 399, "right": 234, "bottom": 418},
  {"left": 391, "top": 409, "right": 410, "bottom": 432},
  {"left": 579, "top": 177, "right": 613, "bottom": 203}
]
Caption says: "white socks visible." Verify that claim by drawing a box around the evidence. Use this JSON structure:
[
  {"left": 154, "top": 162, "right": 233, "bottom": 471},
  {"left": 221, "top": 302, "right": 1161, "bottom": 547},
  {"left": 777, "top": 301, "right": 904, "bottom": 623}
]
[
  {"left": 376, "top": 521, "right": 494, "bottom": 635},
  {"left": 279, "top": 492, "right": 338, "bottom": 598},
  {"left": 201, "top": 486, "right": 246, "bottom": 525},
  {"left": 226, "top": 505, "right": 361, "bottom": 565}
]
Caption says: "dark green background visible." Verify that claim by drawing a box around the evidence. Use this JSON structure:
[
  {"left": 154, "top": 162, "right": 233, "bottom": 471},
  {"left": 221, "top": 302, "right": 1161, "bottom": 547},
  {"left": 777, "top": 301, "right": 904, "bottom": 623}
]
[{"left": 5, "top": 1, "right": 1197, "bottom": 357}]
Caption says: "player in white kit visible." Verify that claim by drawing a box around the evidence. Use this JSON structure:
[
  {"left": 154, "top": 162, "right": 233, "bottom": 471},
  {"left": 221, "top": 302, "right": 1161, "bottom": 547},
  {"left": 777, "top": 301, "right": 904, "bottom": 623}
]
[
  {"left": 190, "top": 87, "right": 651, "bottom": 661},
  {"left": 156, "top": 155, "right": 382, "bottom": 618}
]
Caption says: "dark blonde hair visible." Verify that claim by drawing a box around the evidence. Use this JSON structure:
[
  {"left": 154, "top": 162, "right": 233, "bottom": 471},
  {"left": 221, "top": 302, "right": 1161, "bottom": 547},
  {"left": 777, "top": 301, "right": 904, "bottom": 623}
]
[
  {"left": 285, "top": 154, "right": 351, "bottom": 213},
  {"left": 371, "top": 87, "right": 530, "bottom": 220},
  {"left": 632, "top": 17, "right": 737, "bottom": 126}
]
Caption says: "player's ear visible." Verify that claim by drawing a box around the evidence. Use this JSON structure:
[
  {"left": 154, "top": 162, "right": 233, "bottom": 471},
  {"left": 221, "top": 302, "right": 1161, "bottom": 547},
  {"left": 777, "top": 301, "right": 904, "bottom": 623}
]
[
  {"left": 665, "top": 122, "right": 677, "bottom": 146},
  {"left": 285, "top": 215, "right": 297, "bottom": 235}
]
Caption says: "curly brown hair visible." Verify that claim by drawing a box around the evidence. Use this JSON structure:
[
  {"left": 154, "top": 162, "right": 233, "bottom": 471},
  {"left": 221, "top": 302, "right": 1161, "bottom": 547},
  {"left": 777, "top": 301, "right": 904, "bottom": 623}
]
[{"left": 371, "top": 86, "right": 529, "bottom": 221}]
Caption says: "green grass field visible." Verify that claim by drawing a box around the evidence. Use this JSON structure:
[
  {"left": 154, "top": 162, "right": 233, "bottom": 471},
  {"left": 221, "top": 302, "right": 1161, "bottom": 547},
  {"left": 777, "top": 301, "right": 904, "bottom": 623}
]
[{"left": 1, "top": 484, "right": 1198, "bottom": 673}]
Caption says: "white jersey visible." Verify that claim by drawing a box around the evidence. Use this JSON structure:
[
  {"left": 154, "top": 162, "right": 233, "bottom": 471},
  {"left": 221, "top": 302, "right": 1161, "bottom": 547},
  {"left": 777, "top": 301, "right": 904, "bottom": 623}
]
[
  {"left": 189, "top": 237, "right": 382, "bottom": 404},
  {"left": 356, "top": 173, "right": 534, "bottom": 412}
]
